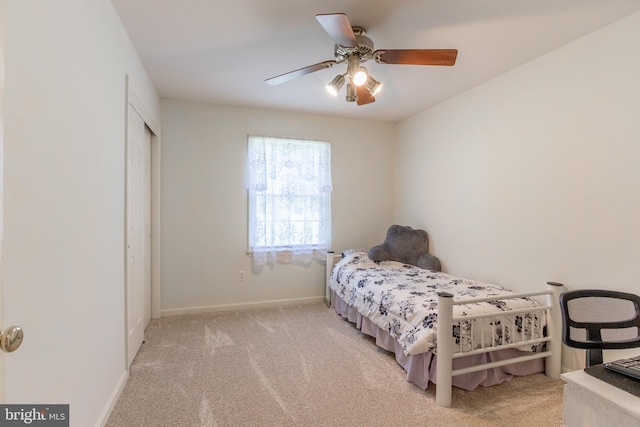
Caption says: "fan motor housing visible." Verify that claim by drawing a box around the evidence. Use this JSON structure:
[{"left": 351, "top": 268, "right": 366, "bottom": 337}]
[{"left": 334, "top": 27, "right": 374, "bottom": 62}]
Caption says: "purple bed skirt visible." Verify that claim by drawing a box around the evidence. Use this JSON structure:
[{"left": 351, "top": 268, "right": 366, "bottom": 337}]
[{"left": 330, "top": 289, "right": 544, "bottom": 391}]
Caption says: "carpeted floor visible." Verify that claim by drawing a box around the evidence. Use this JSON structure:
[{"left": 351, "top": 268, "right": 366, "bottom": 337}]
[{"left": 106, "top": 302, "right": 564, "bottom": 426}]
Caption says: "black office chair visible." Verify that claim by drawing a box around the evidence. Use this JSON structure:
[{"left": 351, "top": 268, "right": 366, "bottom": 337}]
[{"left": 559, "top": 289, "right": 640, "bottom": 367}]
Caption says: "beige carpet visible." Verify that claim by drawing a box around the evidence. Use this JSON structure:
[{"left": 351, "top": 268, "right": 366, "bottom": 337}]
[{"left": 106, "top": 303, "right": 564, "bottom": 427}]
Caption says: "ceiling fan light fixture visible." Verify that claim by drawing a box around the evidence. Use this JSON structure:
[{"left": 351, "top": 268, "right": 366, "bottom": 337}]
[
  {"left": 345, "top": 83, "right": 357, "bottom": 102},
  {"left": 365, "top": 75, "right": 383, "bottom": 96},
  {"left": 352, "top": 66, "right": 368, "bottom": 86},
  {"left": 347, "top": 56, "right": 368, "bottom": 87},
  {"left": 265, "top": 13, "right": 459, "bottom": 107},
  {"left": 326, "top": 74, "right": 345, "bottom": 96}
]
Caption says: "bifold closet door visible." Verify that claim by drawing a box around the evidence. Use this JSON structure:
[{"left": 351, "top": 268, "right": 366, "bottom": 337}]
[{"left": 126, "top": 106, "right": 151, "bottom": 368}]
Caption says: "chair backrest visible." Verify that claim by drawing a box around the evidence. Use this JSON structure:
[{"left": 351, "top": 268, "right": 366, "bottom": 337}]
[{"left": 559, "top": 289, "right": 640, "bottom": 367}]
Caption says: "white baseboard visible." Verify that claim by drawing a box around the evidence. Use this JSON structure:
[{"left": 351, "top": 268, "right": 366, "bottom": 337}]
[
  {"left": 96, "top": 370, "right": 129, "bottom": 427},
  {"left": 161, "top": 296, "right": 325, "bottom": 317}
]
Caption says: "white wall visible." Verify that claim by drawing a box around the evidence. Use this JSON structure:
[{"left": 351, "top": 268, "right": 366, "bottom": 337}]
[
  {"left": 3, "top": 1, "right": 158, "bottom": 425},
  {"left": 160, "top": 100, "right": 394, "bottom": 314},
  {"left": 395, "top": 11, "right": 640, "bottom": 370}
]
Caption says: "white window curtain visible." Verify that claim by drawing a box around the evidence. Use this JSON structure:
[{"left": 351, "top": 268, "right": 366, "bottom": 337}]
[{"left": 246, "top": 135, "right": 332, "bottom": 266}]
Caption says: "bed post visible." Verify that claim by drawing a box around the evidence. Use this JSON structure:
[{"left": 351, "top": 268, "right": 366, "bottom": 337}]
[
  {"left": 545, "top": 281, "right": 566, "bottom": 379},
  {"left": 436, "top": 292, "right": 454, "bottom": 407},
  {"left": 325, "top": 251, "right": 335, "bottom": 307}
]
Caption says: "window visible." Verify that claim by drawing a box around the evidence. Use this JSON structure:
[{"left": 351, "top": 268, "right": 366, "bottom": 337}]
[{"left": 245, "top": 135, "right": 332, "bottom": 266}]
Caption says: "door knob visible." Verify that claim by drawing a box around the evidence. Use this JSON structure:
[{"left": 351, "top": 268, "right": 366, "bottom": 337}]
[{"left": 0, "top": 326, "right": 23, "bottom": 353}]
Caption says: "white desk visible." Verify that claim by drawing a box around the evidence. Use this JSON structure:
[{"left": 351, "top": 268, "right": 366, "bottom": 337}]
[{"left": 561, "top": 369, "right": 640, "bottom": 427}]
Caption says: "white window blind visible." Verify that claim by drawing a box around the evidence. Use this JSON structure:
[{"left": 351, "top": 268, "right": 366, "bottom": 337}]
[{"left": 245, "top": 135, "right": 332, "bottom": 266}]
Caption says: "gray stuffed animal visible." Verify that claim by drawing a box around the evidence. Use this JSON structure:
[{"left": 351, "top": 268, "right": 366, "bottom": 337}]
[{"left": 368, "top": 225, "right": 442, "bottom": 271}]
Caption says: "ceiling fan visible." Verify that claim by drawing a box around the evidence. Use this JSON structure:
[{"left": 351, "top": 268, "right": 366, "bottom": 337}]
[{"left": 265, "top": 13, "right": 458, "bottom": 106}]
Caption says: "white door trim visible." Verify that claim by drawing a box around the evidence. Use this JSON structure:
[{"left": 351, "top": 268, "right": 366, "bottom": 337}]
[{"left": 0, "top": 0, "right": 6, "bottom": 403}]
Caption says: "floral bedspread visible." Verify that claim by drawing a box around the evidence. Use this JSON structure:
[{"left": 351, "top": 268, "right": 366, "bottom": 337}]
[{"left": 330, "top": 251, "right": 546, "bottom": 356}]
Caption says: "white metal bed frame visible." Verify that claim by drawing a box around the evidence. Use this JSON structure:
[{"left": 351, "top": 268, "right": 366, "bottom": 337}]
[{"left": 325, "top": 251, "right": 565, "bottom": 407}]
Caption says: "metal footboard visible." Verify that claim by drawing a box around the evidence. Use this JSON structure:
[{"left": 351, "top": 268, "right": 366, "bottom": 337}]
[{"left": 435, "top": 282, "right": 565, "bottom": 406}]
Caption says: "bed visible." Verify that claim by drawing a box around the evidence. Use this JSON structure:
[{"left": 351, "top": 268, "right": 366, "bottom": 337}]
[{"left": 324, "top": 226, "right": 565, "bottom": 407}]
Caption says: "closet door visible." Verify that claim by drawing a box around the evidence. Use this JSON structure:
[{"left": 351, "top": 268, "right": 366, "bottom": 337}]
[
  {"left": 143, "top": 124, "right": 152, "bottom": 328},
  {"left": 126, "top": 106, "right": 150, "bottom": 367}
]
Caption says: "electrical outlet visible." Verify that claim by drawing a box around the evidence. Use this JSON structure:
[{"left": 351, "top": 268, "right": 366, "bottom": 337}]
[{"left": 238, "top": 271, "right": 245, "bottom": 281}]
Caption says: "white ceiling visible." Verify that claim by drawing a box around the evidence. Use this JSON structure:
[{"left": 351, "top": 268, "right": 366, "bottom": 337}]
[{"left": 111, "top": 0, "right": 640, "bottom": 123}]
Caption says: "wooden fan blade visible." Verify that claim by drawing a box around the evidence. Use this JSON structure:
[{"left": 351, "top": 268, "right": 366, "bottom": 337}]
[
  {"left": 316, "top": 13, "right": 358, "bottom": 48},
  {"left": 356, "top": 85, "right": 375, "bottom": 106},
  {"left": 374, "top": 49, "right": 458, "bottom": 66},
  {"left": 265, "top": 60, "right": 337, "bottom": 86}
]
